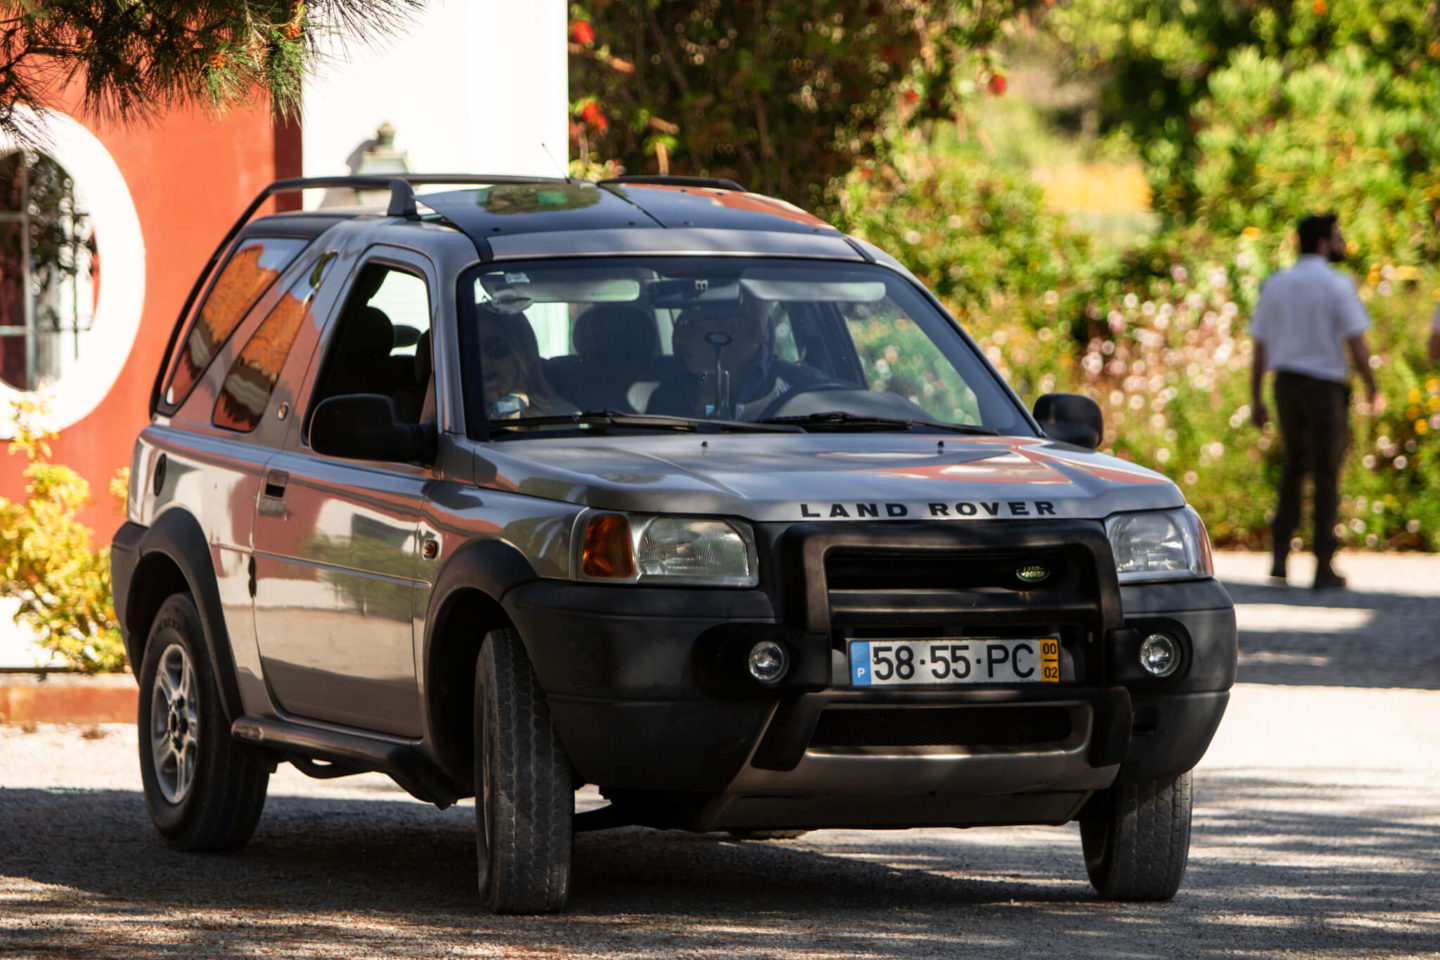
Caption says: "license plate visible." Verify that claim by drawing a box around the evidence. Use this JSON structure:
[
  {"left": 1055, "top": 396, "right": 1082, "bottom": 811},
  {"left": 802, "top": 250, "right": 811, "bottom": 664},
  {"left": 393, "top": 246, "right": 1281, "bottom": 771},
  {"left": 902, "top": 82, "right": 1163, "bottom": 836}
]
[{"left": 849, "top": 638, "right": 1060, "bottom": 686}]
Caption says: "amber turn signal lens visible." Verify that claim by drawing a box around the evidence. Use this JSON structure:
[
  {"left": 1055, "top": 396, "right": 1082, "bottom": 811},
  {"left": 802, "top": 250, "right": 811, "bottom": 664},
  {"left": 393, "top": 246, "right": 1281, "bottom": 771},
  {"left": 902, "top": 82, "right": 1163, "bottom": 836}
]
[{"left": 582, "top": 514, "right": 634, "bottom": 578}]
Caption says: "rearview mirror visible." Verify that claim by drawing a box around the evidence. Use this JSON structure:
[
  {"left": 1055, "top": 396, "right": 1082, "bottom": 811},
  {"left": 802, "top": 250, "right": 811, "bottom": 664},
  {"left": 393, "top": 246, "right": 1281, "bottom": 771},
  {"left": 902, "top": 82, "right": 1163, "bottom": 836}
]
[
  {"left": 310, "top": 394, "right": 437, "bottom": 463},
  {"left": 1034, "top": 393, "right": 1103, "bottom": 450}
]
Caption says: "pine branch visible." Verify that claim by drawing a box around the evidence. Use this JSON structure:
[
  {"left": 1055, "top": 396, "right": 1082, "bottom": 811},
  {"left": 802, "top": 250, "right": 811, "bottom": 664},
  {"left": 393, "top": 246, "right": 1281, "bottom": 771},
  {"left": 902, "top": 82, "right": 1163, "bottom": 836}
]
[{"left": 0, "top": 0, "right": 422, "bottom": 142}]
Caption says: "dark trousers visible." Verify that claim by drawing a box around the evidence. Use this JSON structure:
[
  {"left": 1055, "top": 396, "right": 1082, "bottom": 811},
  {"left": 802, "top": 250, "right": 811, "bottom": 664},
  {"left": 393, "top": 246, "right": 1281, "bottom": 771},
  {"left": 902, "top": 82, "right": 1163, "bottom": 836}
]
[{"left": 1272, "top": 371, "right": 1350, "bottom": 571}]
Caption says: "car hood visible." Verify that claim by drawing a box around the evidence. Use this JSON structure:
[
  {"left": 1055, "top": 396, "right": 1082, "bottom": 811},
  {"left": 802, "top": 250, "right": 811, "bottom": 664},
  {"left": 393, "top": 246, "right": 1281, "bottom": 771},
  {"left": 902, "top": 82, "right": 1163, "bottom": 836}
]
[{"left": 471, "top": 432, "right": 1184, "bottom": 524}]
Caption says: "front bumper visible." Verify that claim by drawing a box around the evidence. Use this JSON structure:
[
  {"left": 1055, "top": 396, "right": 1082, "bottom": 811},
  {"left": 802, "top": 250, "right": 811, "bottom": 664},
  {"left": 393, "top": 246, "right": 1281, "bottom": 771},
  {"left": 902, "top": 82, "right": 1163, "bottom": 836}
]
[{"left": 504, "top": 565, "right": 1235, "bottom": 828}]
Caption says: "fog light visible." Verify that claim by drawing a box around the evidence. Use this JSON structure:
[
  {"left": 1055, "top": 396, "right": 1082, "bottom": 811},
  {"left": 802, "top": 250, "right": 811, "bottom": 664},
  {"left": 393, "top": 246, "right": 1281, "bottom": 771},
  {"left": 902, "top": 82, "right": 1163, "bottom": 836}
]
[
  {"left": 1138, "top": 633, "right": 1181, "bottom": 678},
  {"left": 747, "top": 641, "right": 789, "bottom": 684}
]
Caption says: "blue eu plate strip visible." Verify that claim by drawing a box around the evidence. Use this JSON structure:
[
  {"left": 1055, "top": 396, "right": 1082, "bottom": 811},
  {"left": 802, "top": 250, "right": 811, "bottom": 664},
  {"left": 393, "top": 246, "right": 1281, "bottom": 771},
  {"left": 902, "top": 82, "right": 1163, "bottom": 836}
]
[{"left": 850, "top": 641, "right": 872, "bottom": 686}]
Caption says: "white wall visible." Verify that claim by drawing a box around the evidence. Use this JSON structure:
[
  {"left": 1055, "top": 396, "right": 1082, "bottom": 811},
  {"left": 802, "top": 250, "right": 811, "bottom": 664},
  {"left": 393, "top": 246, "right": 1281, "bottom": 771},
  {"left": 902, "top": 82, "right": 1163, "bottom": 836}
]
[{"left": 301, "top": 0, "right": 568, "bottom": 201}]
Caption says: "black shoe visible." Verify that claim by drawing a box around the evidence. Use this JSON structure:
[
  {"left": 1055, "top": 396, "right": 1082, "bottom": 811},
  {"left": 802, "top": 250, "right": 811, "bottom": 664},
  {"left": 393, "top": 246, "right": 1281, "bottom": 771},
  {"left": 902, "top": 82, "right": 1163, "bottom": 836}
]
[
  {"left": 1313, "top": 570, "right": 1347, "bottom": 591},
  {"left": 1268, "top": 560, "right": 1286, "bottom": 586}
]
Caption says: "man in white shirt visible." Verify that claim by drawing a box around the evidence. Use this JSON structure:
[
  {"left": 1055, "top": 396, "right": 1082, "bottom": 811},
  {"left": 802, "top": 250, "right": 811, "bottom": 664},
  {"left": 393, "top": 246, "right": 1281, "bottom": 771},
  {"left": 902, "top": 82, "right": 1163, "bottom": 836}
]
[{"left": 1249, "top": 214, "right": 1382, "bottom": 590}]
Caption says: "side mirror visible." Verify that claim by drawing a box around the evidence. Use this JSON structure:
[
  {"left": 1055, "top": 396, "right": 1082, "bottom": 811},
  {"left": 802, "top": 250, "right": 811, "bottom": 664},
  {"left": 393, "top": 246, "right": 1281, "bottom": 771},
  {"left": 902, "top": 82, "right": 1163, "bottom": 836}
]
[
  {"left": 310, "top": 394, "right": 437, "bottom": 463},
  {"left": 1034, "top": 393, "right": 1103, "bottom": 450}
]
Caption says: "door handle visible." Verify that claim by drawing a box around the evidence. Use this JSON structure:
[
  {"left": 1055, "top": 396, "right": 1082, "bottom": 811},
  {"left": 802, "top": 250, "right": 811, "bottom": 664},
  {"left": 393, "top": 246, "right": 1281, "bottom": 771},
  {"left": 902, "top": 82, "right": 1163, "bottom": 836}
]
[{"left": 263, "top": 470, "right": 289, "bottom": 499}]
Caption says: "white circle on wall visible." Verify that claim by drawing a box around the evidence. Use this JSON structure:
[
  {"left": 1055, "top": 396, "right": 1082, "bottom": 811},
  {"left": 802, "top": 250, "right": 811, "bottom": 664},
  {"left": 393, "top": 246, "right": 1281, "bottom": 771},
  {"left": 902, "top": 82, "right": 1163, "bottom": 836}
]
[{"left": 0, "top": 106, "right": 145, "bottom": 437}]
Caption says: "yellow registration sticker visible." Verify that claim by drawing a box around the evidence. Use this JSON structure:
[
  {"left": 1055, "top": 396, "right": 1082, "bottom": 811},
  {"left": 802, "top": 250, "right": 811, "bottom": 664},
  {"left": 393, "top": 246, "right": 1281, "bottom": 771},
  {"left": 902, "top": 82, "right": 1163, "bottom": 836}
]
[{"left": 1039, "top": 637, "right": 1061, "bottom": 683}]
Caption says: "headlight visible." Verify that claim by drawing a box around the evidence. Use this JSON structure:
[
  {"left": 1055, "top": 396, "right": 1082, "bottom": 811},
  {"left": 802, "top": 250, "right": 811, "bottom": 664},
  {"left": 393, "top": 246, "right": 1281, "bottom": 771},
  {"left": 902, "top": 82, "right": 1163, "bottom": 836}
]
[
  {"left": 577, "top": 513, "right": 758, "bottom": 586},
  {"left": 1104, "top": 507, "right": 1214, "bottom": 583}
]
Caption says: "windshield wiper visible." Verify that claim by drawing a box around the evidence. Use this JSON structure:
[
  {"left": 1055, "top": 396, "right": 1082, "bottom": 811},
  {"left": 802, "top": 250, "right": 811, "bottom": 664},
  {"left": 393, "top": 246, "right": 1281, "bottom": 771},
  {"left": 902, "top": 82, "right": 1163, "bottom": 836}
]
[
  {"left": 756, "top": 411, "right": 999, "bottom": 435},
  {"left": 487, "top": 410, "right": 803, "bottom": 436}
]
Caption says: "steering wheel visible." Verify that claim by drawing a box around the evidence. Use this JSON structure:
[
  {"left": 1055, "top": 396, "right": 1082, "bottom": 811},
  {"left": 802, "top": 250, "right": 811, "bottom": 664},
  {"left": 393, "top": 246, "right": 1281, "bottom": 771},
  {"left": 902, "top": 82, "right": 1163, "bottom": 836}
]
[
  {"left": 759, "top": 383, "right": 941, "bottom": 421},
  {"left": 756, "top": 381, "right": 853, "bottom": 419}
]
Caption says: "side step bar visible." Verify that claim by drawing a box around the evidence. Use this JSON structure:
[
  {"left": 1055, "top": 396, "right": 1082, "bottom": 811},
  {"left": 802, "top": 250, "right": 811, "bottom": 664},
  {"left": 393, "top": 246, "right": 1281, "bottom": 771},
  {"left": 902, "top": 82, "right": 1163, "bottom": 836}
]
[{"left": 232, "top": 716, "right": 464, "bottom": 809}]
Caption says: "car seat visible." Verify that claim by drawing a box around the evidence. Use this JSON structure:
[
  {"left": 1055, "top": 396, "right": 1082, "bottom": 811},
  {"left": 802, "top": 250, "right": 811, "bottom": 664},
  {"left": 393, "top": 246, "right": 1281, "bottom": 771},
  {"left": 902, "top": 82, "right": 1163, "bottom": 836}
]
[
  {"left": 324, "top": 305, "right": 400, "bottom": 400},
  {"left": 395, "top": 329, "right": 432, "bottom": 423},
  {"left": 549, "top": 304, "right": 667, "bottom": 412}
]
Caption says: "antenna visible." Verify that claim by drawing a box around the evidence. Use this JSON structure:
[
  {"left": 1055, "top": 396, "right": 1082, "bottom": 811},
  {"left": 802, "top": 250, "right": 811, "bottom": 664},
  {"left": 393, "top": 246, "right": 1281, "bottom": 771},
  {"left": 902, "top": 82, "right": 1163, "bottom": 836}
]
[{"left": 539, "top": 141, "right": 571, "bottom": 182}]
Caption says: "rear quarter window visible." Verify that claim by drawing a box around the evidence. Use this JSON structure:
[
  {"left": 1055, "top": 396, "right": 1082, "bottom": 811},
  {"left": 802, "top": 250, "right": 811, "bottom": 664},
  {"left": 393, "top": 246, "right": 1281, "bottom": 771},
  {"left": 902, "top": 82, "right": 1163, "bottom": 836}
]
[
  {"left": 213, "top": 253, "right": 337, "bottom": 432},
  {"left": 163, "top": 236, "right": 311, "bottom": 408}
]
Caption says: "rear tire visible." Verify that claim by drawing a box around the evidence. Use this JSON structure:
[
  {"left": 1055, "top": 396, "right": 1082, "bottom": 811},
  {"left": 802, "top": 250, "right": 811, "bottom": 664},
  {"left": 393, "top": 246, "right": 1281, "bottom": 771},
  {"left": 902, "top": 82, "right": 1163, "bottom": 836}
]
[
  {"left": 136, "top": 593, "right": 269, "bottom": 851},
  {"left": 1081, "top": 770, "right": 1193, "bottom": 901},
  {"left": 474, "top": 627, "right": 573, "bottom": 914}
]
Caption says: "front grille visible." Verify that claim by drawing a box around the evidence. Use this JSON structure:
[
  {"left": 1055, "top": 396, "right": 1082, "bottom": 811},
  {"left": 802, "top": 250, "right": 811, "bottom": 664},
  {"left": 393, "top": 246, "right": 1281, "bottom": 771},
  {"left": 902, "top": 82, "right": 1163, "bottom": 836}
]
[
  {"left": 819, "top": 543, "right": 1106, "bottom": 683},
  {"left": 810, "top": 705, "right": 1072, "bottom": 749},
  {"left": 824, "top": 550, "right": 1072, "bottom": 592}
]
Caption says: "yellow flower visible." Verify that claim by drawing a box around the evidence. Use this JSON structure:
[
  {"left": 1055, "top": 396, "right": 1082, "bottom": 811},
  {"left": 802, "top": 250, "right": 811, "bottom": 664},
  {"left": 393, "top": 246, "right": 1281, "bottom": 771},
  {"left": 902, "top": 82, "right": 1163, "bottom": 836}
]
[
  {"left": 1242, "top": 227, "right": 1260, "bottom": 239},
  {"left": 1408, "top": 388, "right": 1421, "bottom": 404},
  {"left": 1313, "top": 0, "right": 1327, "bottom": 14},
  {"left": 1417, "top": 420, "right": 1430, "bottom": 436}
]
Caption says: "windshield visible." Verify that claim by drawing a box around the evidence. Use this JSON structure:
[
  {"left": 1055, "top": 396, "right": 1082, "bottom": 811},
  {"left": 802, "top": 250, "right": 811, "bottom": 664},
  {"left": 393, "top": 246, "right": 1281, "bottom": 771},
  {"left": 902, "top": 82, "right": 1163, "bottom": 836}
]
[{"left": 455, "top": 258, "right": 1032, "bottom": 437}]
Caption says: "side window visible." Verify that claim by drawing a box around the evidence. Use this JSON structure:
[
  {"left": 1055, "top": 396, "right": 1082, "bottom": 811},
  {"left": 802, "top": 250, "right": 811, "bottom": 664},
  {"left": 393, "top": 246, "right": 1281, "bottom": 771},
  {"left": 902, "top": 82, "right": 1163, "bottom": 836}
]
[
  {"left": 212, "top": 252, "right": 337, "bottom": 432},
  {"left": 164, "top": 236, "right": 311, "bottom": 408},
  {"left": 311, "top": 264, "right": 433, "bottom": 427}
]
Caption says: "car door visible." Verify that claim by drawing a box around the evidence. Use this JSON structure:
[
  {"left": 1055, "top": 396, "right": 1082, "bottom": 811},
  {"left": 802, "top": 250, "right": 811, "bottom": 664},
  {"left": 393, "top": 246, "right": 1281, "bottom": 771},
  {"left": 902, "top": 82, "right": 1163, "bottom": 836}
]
[{"left": 250, "top": 249, "right": 436, "bottom": 736}]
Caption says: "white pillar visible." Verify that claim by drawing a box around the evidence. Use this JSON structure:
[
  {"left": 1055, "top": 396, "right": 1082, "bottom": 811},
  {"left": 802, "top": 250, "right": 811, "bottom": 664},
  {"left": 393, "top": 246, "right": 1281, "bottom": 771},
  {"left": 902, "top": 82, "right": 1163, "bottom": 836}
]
[{"left": 301, "top": 0, "right": 569, "bottom": 203}]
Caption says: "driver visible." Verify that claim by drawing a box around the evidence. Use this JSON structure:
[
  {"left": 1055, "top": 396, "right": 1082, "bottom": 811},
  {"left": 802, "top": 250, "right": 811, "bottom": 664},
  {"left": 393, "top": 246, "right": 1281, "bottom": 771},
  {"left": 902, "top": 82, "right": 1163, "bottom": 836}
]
[
  {"left": 480, "top": 312, "right": 578, "bottom": 419},
  {"left": 647, "top": 299, "right": 825, "bottom": 419}
]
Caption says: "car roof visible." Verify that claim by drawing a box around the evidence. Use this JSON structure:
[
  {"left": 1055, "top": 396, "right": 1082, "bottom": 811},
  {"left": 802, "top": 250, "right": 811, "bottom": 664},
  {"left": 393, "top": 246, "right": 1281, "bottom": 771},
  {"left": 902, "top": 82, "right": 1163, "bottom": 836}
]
[{"left": 240, "top": 175, "right": 875, "bottom": 263}]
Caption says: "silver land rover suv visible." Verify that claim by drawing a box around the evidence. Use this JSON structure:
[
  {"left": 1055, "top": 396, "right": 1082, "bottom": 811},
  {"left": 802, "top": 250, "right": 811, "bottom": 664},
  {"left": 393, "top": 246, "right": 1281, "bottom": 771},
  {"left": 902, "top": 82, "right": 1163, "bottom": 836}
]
[{"left": 111, "top": 174, "right": 1236, "bottom": 913}]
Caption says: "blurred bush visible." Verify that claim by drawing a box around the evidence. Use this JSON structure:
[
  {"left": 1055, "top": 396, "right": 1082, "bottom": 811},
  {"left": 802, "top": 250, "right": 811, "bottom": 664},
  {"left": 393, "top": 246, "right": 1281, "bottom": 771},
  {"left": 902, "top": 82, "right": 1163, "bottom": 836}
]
[
  {"left": 839, "top": 143, "right": 1440, "bottom": 550},
  {"left": 0, "top": 401, "right": 125, "bottom": 672},
  {"left": 1043, "top": 0, "right": 1440, "bottom": 265},
  {"left": 568, "top": 0, "right": 1035, "bottom": 213}
]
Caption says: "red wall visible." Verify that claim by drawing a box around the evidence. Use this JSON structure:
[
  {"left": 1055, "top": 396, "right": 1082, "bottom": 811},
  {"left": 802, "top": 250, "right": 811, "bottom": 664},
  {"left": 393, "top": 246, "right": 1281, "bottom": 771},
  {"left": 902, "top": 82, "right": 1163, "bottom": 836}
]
[{"left": 0, "top": 95, "right": 298, "bottom": 536}]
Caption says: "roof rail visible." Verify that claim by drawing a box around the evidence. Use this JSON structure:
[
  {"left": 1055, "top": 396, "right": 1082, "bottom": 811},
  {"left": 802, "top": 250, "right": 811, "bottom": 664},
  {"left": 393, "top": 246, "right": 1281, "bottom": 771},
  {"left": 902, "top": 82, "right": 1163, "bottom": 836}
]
[
  {"left": 599, "top": 175, "right": 747, "bottom": 193},
  {"left": 150, "top": 173, "right": 567, "bottom": 417}
]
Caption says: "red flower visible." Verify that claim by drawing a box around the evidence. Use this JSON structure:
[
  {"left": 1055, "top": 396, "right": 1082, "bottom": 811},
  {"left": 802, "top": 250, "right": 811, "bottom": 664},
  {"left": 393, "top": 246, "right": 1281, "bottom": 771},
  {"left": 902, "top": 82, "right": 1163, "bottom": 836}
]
[
  {"left": 988, "top": 74, "right": 1008, "bottom": 96},
  {"left": 580, "top": 102, "right": 609, "bottom": 134},
  {"left": 902, "top": 89, "right": 919, "bottom": 105},
  {"left": 571, "top": 20, "right": 595, "bottom": 47}
]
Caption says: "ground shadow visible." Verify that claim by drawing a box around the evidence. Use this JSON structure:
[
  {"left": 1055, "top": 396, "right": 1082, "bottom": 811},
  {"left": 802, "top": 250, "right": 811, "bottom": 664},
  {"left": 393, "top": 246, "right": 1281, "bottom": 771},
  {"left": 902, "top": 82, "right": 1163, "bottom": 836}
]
[
  {"left": 1, "top": 781, "right": 1434, "bottom": 958},
  {"left": 1219, "top": 578, "right": 1440, "bottom": 690}
]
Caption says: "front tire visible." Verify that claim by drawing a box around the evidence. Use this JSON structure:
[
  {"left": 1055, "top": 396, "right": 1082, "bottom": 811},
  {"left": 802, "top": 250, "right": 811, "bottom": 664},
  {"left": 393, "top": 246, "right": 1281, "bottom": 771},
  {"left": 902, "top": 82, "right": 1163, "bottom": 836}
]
[
  {"left": 137, "top": 593, "right": 270, "bottom": 851},
  {"left": 1081, "top": 771, "right": 1193, "bottom": 901},
  {"left": 474, "top": 627, "right": 573, "bottom": 914}
]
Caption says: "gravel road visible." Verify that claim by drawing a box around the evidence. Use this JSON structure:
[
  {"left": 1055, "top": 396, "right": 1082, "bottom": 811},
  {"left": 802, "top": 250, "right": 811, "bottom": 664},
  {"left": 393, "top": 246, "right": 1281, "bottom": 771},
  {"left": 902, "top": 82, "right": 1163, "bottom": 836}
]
[{"left": 2, "top": 552, "right": 1437, "bottom": 959}]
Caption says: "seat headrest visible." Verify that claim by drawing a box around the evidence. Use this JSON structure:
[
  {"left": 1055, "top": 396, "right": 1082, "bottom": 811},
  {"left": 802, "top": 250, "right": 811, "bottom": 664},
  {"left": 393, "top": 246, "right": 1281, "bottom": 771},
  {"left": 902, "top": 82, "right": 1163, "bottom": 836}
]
[
  {"left": 573, "top": 304, "right": 658, "bottom": 363},
  {"left": 339, "top": 306, "right": 394, "bottom": 361}
]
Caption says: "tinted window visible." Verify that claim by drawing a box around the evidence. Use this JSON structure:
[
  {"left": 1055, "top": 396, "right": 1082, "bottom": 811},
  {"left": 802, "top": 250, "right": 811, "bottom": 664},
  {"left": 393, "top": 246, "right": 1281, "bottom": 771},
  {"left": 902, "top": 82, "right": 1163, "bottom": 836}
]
[
  {"left": 165, "top": 236, "right": 310, "bottom": 407},
  {"left": 213, "top": 252, "right": 336, "bottom": 432},
  {"left": 456, "top": 258, "right": 1028, "bottom": 435},
  {"left": 310, "top": 264, "right": 433, "bottom": 427}
]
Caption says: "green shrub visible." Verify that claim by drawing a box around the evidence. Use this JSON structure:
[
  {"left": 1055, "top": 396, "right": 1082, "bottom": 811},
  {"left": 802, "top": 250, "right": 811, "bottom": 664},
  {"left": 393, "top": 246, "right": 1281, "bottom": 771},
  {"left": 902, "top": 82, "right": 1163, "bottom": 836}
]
[
  {"left": 0, "top": 401, "right": 125, "bottom": 672},
  {"left": 841, "top": 147, "right": 1440, "bottom": 550}
]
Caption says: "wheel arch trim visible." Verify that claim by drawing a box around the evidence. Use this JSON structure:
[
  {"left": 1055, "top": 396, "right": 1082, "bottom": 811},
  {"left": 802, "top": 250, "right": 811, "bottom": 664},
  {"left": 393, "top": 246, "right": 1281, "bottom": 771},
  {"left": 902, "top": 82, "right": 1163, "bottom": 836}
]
[
  {"left": 419, "top": 537, "right": 539, "bottom": 783},
  {"left": 116, "top": 511, "right": 245, "bottom": 723}
]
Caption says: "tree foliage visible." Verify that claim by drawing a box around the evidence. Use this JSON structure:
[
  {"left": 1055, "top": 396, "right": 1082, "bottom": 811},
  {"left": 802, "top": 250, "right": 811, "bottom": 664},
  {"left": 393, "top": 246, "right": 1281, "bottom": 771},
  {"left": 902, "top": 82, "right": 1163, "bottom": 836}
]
[
  {"left": 569, "top": 0, "right": 1037, "bottom": 212},
  {"left": 1044, "top": 0, "right": 1440, "bottom": 260},
  {"left": 0, "top": 0, "right": 420, "bottom": 140}
]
